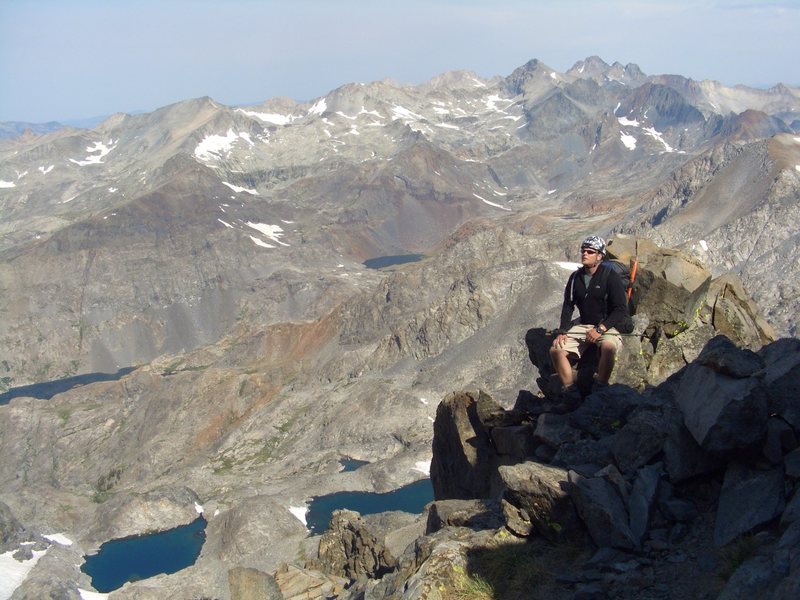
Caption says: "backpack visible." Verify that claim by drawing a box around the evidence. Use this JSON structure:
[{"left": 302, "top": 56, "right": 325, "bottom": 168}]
[{"left": 602, "top": 259, "right": 638, "bottom": 318}]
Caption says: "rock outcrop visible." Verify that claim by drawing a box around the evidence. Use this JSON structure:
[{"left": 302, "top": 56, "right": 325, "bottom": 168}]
[
  {"left": 281, "top": 243, "right": 797, "bottom": 599},
  {"left": 299, "top": 334, "right": 800, "bottom": 599}
]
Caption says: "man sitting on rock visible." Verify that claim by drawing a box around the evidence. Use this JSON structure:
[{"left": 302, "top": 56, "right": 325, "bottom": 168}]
[{"left": 549, "top": 236, "right": 629, "bottom": 410}]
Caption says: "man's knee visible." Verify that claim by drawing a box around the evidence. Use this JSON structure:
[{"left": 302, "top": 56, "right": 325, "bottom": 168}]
[
  {"left": 599, "top": 341, "right": 618, "bottom": 357},
  {"left": 600, "top": 342, "right": 618, "bottom": 354}
]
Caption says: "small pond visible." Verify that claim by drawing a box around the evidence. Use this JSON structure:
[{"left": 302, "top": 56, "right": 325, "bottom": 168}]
[
  {"left": 306, "top": 478, "right": 434, "bottom": 535},
  {"left": 363, "top": 254, "right": 424, "bottom": 270},
  {"left": 339, "top": 458, "right": 370, "bottom": 472},
  {"left": 81, "top": 516, "right": 207, "bottom": 593},
  {"left": 0, "top": 367, "right": 136, "bottom": 405}
]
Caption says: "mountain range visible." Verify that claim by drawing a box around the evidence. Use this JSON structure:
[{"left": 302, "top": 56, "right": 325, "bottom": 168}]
[{"left": 0, "top": 55, "right": 798, "bottom": 598}]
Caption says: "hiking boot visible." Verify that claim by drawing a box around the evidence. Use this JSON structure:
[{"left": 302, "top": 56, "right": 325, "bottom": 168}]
[{"left": 550, "top": 385, "right": 582, "bottom": 414}]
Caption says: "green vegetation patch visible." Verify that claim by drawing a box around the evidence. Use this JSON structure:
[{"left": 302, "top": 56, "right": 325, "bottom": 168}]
[{"left": 212, "top": 437, "right": 281, "bottom": 474}]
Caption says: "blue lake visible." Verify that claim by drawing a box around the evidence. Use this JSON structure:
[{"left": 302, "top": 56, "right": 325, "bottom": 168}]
[
  {"left": 81, "top": 517, "right": 207, "bottom": 593},
  {"left": 363, "top": 254, "right": 424, "bottom": 269},
  {"left": 0, "top": 367, "right": 136, "bottom": 405},
  {"left": 306, "top": 479, "right": 434, "bottom": 535}
]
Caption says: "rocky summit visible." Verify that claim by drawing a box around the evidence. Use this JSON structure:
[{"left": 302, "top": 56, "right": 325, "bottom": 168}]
[{"left": 0, "top": 56, "right": 798, "bottom": 598}]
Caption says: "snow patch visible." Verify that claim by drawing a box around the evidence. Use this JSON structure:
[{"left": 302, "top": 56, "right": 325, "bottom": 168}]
[
  {"left": 548, "top": 189, "right": 557, "bottom": 195},
  {"left": 642, "top": 126, "right": 674, "bottom": 153},
  {"left": 618, "top": 116, "right": 640, "bottom": 127},
  {"left": 38, "top": 165, "right": 54, "bottom": 175},
  {"left": 218, "top": 219, "right": 234, "bottom": 228},
  {"left": 289, "top": 505, "right": 308, "bottom": 526},
  {"left": 69, "top": 140, "right": 116, "bottom": 166},
  {"left": 434, "top": 122, "right": 459, "bottom": 130},
  {"left": 0, "top": 180, "right": 15, "bottom": 188},
  {"left": 222, "top": 182, "right": 258, "bottom": 195},
  {"left": 699, "top": 240, "right": 709, "bottom": 251},
  {"left": 555, "top": 261, "right": 582, "bottom": 271},
  {"left": 195, "top": 502, "right": 204, "bottom": 515},
  {"left": 195, "top": 129, "right": 251, "bottom": 161},
  {"left": 359, "top": 107, "right": 384, "bottom": 119},
  {"left": 620, "top": 132, "right": 637, "bottom": 150},
  {"left": 485, "top": 94, "right": 515, "bottom": 112},
  {"left": 473, "top": 193, "right": 511, "bottom": 211},
  {"left": 391, "top": 105, "right": 425, "bottom": 122},
  {"left": 249, "top": 235, "right": 275, "bottom": 248},
  {"left": 0, "top": 548, "right": 48, "bottom": 599},
  {"left": 79, "top": 589, "right": 110, "bottom": 600},
  {"left": 309, "top": 98, "right": 327, "bottom": 115},
  {"left": 237, "top": 108, "right": 296, "bottom": 125},
  {"left": 413, "top": 460, "right": 431, "bottom": 476},
  {"left": 796, "top": 165, "right": 800, "bottom": 172},
  {"left": 42, "top": 533, "right": 73, "bottom": 546},
  {"left": 246, "top": 222, "right": 289, "bottom": 246}
]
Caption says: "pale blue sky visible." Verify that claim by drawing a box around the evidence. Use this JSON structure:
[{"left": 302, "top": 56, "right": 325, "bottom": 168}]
[{"left": 0, "top": 0, "right": 797, "bottom": 123}]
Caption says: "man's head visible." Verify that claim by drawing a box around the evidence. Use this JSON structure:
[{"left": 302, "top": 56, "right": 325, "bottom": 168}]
[{"left": 580, "top": 235, "right": 606, "bottom": 268}]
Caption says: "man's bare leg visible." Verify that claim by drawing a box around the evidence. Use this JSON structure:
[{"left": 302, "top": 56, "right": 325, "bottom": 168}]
[
  {"left": 550, "top": 347, "right": 574, "bottom": 387},
  {"left": 596, "top": 342, "right": 617, "bottom": 384}
]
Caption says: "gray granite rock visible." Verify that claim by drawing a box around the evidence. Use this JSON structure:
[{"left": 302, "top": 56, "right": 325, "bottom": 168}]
[
  {"left": 566, "top": 470, "right": 638, "bottom": 550},
  {"left": 628, "top": 463, "right": 662, "bottom": 544},
  {"left": 715, "top": 463, "right": 786, "bottom": 547},
  {"left": 533, "top": 413, "right": 582, "bottom": 450},
  {"left": 498, "top": 461, "right": 581, "bottom": 541},
  {"left": 491, "top": 424, "right": 536, "bottom": 459},
  {"left": 228, "top": 567, "right": 283, "bottom": 600},
  {"left": 677, "top": 361, "right": 768, "bottom": 455}
]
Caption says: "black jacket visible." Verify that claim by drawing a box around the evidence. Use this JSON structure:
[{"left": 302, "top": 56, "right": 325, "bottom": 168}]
[{"left": 558, "top": 263, "right": 629, "bottom": 332}]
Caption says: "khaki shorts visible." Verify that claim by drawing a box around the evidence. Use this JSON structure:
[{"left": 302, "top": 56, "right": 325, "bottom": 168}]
[{"left": 556, "top": 324, "right": 622, "bottom": 359}]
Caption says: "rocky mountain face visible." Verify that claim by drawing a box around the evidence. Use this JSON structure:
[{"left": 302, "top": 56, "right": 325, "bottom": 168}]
[
  {"left": 280, "top": 248, "right": 799, "bottom": 600},
  {"left": 1, "top": 55, "right": 798, "bottom": 388},
  {"left": 0, "top": 56, "right": 798, "bottom": 598}
]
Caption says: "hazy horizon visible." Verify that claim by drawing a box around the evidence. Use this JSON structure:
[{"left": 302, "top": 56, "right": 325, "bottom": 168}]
[{"left": 1, "top": 0, "right": 798, "bottom": 124}]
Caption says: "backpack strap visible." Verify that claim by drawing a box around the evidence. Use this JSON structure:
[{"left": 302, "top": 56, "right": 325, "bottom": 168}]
[
  {"left": 567, "top": 269, "right": 579, "bottom": 308},
  {"left": 597, "top": 262, "right": 613, "bottom": 322}
]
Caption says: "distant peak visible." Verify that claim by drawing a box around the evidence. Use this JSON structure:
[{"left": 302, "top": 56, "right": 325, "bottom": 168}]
[
  {"left": 568, "top": 56, "right": 609, "bottom": 74},
  {"left": 504, "top": 58, "right": 558, "bottom": 94},
  {"left": 419, "top": 69, "right": 487, "bottom": 91}
]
